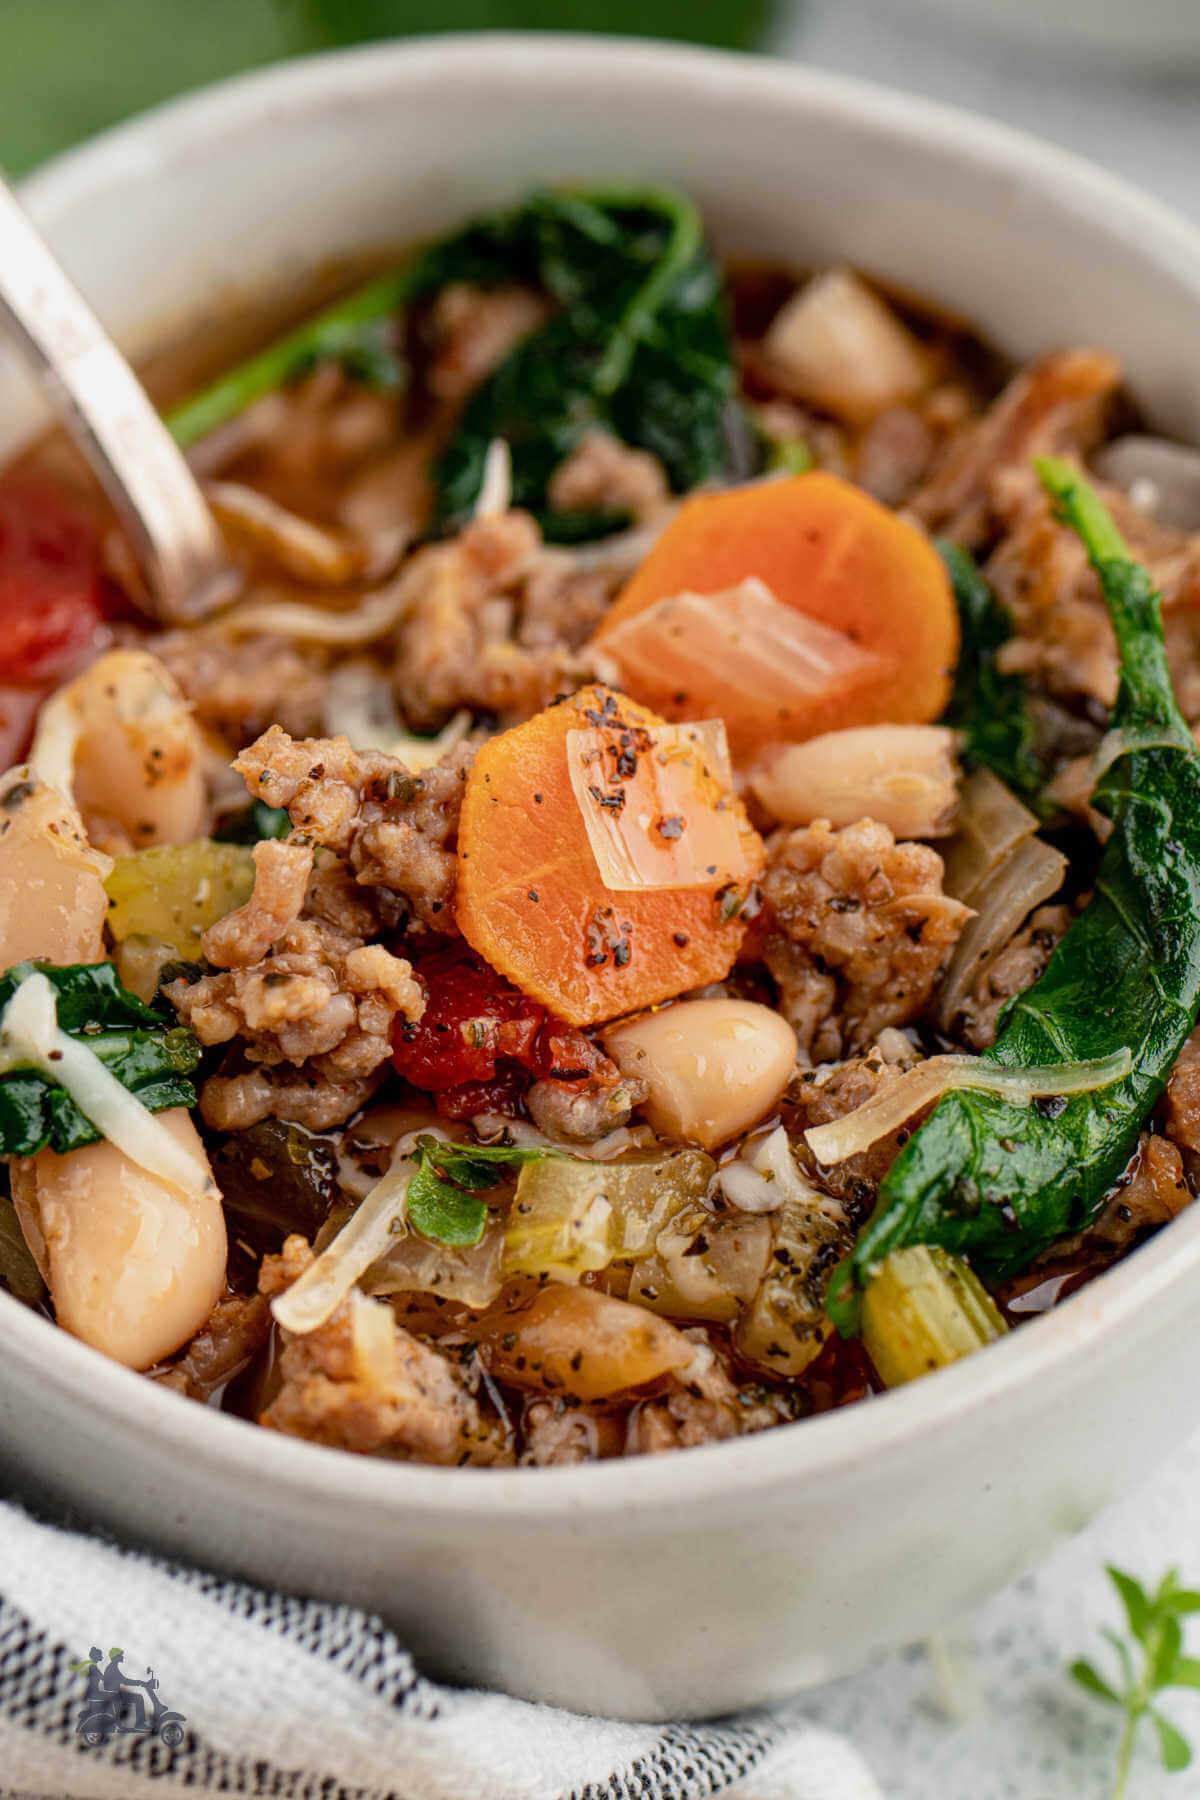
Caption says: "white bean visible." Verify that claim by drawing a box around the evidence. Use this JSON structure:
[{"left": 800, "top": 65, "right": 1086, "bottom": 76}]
[
  {"left": 31, "top": 649, "right": 208, "bottom": 852},
  {"left": 603, "top": 999, "right": 798, "bottom": 1151},
  {"left": 0, "top": 766, "right": 109, "bottom": 967},
  {"left": 751, "top": 724, "right": 959, "bottom": 839},
  {"left": 11, "top": 1108, "right": 227, "bottom": 1370}
]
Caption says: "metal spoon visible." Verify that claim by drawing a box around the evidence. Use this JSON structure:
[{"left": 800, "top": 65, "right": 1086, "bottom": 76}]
[{"left": 0, "top": 171, "right": 232, "bottom": 622}]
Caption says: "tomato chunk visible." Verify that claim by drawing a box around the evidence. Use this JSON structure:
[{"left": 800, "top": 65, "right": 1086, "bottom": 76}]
[
  {"left": 0, "top": 477, "right": 109, "bottom": 686},
  {"left": 392, "top": 949, "right": 608, "bottom": 1117}
]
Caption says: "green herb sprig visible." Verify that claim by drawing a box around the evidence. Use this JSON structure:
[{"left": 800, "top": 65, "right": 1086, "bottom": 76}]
[
  {"left": 406, "top": 1134, "right": 565, "bottom": 1247},
  {"left": 1071, "top": 1565, "right": 1200, "bottom": 1798}
]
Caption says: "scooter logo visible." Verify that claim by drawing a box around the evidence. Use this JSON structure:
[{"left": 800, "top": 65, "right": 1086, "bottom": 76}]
[{"left": 68, "top": 1646, "right": 187, "bottom": 1748}]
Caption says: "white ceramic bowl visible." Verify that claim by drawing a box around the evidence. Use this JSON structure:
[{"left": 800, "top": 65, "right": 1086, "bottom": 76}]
[{"left": 3, "top": 35, "right": 1200, "bottom": 1723}]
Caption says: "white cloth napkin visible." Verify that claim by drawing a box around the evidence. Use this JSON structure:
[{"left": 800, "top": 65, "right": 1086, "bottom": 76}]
[{"left": 0, "top": 1497, "right": 883, "bottom": 1800}]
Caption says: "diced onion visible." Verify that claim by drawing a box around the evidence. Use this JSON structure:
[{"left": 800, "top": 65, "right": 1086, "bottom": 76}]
[
  {"left": 940, "top": 768, "right": 1039, "bottom": 904},
  {"left": 761, "top": 268, "right": 932, "bottom": 426},
  {"left": 26, "top": 691, "right": 83, "bottom": 804},
  {"left": 751, "top": 724, "right": 959, "bottom": 838},
  {"left": 599, "top": 578, "right": 880, "bottom": 738},
  {"left": 630, "top": 1208, "right": 772, "bottom": 1323},
  {"left": 935, "top": 836, "right": 1067, "bottom": 1031},
  {"left": 556, "top": 513, "right": 676, "bottom": 576},
  {"left": 269, "top": 1148, "right": 415, "bottom": 1335},
  {"left": 220, "top": 557, "right": 420, "bottom": 645},
  {"left": 364, "top": 1221, "right": 505, "bottom": 1311},
  {"left": 0, "top": 972, "right": 212, "bottom": 1199},
  {"left": 566, "top": 716, "right": 756, "bottom": 892},
  {"left": 718, "top": 1124, "right": 833, "bottom": 1215},
  {"left": 322, "top": 661, "right": 473, "bottom": 771},
  {"left": 206, "top": 480, "right": 379, "bottom": 586},
  {"left": 803, "top": 1048, "right": 1133, "bottom": 1165}
]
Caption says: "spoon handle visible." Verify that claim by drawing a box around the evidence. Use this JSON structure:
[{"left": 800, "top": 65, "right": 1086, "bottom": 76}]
[{"left": 0, "top": 172, "right": 231, "bottom": 621}]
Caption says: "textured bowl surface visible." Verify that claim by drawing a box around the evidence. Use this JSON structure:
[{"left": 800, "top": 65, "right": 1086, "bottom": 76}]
[{"left": 3, "top": 35, "right": 1200, "bottom": 1720}]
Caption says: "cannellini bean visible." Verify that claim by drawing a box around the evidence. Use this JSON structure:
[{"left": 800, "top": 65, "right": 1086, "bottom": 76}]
[
  {"left": 762, "top": 268, "right": 932, "bottom": 426},
  {"left": 11, "top": 1108, "right": 226, "bottom": 1370},
  {"left": 475, "top": 1284, "right": 694, "bottom": 1400},
  {"left": 603, "top": 998, "right": 798, "bottom": 1151},
  {"left": 751, "top": 724, "right": 959, "bottom": 838},
  {"left": 0, "top": 766, "right": 110, "bottom": 966},
  {"left": 30, "top": 649, "right": 207, "bottom": 852}
]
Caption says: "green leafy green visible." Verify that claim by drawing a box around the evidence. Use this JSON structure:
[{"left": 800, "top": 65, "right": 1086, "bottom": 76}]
[
  {"left": 0, "top": 962, "right": 200, "bottom": 1158},
  {"left": 829, "top": 464, "right": 1200, "bottom": 1329},
  {"left": 407, "top": 1133, "right": 565, "bottom": 1248},
  {"left": 213, "top": 799, "right": 293, "bottom": 845},
  {"left": 168, "top": 187, "right": 746, "bottom": 541},
  {"left": 167, "top": 269, "right": 411, "bottom": 448},
  {"left": 1071, "top": 1565, "right": 1200, "bottom": 1797},
  {"left": 428, "top": 187, "right": 742, "bottom": 534},
  {"left": 940, "top": 538, "right": 1048, "bottom": 808}
]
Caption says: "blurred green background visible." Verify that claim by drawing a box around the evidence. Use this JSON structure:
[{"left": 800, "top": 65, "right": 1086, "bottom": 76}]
[{"left": 0, "top": 0, "right": 777, "bottom": 173}]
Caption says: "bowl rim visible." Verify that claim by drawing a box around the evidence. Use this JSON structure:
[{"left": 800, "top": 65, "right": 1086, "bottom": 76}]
[{"left": 9, "top": 30, "right": 1200, "bottom": 1522}]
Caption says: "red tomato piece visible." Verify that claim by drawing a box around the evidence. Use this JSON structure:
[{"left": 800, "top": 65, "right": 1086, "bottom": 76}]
[
  {"left": 0, "top": 477, "right": 109, "bottom": 686},
  {"left": 434, "top": 1068, "right": 530, "bottom": 1121},
  {"left": 392, "top": 949, "right": 611, "bottom": 1114},
  {"left": 392, "top": 949, "right": 546, "bottom": 1091}
]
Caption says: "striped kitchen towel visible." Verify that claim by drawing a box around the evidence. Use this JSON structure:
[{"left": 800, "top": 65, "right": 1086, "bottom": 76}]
[{"left": 0, "top": 1498, "right": 883, "bottom": 1800}]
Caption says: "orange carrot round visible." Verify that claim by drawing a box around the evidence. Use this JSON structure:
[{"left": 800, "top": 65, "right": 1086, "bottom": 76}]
[
  {"left": 455, "top": 684, "right": 765, "bottom": 1025},
  {"left": 592, "top": 471, "right": 958, "bottom": 755}
]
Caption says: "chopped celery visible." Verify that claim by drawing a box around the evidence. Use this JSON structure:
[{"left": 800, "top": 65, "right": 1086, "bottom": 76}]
[
  {"left": 105, "top": 841, "right": 255, "bottom": 961},
  {"left": 734, "top": 1198, "right": 856, "bottom": 1378},
  {"left": 0, "top": 1195, "right": 43, "bottom": 1305},
  {"left": 503, "top": 1149, "right": 714, "bottom": 1283},
  {"left": 860, "top": 1244, "right": 1007, "bottom": 1389}
]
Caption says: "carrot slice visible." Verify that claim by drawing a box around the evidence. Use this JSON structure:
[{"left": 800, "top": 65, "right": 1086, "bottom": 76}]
[
  {"left": 456, "top": 684, "right": 765, "bottom": 1025},
  {"left": 592, "top": 471, "right": 958, "bottom": 755}
]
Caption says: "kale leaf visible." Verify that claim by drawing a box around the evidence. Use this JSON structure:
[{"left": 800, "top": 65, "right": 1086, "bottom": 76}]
[
  {"left": 0, "top": 961, "right": 201, "bottom": 1158},
  {"left": 829, "top": 464, "right": 1200, "bottom": 1329},
  {"left": 167, "top": 269, "right": 413, "bottom": 449},
  {"left": 940, "top": 538, "right": 1049, "bottom": 808},
  {"left": 407, "top": 1133, "right": 564, "bottom": 1247},
  {"left": 422, "top": 187, "right": 744, "bottom": 535},
  {"left": 168, "top": 187, "right": 747, "bottom": 542}
]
